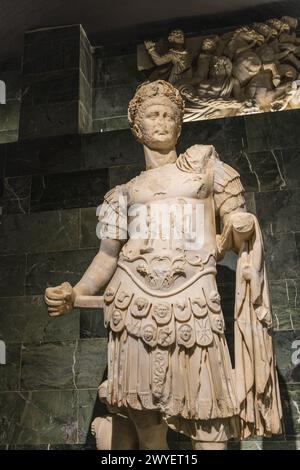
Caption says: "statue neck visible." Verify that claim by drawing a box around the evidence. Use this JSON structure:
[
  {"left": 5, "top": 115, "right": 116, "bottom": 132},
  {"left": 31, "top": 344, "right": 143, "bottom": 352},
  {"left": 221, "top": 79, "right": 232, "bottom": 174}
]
[{"left": 143, "top": 146, "right": 177, "bottom": 169}]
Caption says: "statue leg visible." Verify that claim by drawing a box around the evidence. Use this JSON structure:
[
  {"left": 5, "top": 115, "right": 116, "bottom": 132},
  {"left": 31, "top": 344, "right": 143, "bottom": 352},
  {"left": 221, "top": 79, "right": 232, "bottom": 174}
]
[
  {"left": 192, "top": 440, "right": 228, "bottom": 450},
  {"left": 92, "top": 414, "right": 139, "bottom": 450},
  {"left": 128, "top": 408, "right": 169, "bottom": 450}
]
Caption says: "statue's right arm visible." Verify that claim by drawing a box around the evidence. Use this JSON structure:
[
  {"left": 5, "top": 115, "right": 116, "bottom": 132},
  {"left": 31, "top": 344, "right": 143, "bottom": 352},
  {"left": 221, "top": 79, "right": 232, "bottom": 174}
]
[
  {"left": 144, "top": 41, "right": 173, "bottom": 66},
  {"left": 44, "top": 238, "right": 122, "bottom": 316}
]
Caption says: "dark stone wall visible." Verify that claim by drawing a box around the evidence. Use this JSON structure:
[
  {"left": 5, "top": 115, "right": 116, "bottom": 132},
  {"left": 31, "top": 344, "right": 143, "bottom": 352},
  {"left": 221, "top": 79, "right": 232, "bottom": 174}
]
[
  {"left": 19, "top": 25, "right": 93, "bottom": 140},
  {"left": 0, "top": 108, "right": 300, "bottom": 449},
  {"left": 0, "top": 15, "right": 300, "bottom": 450},
  {"left": 93, "top": 50, "right": 142, "bottom": 132},
  {"left": 0, "top": 59, "right": 21, "bottom": 144}
]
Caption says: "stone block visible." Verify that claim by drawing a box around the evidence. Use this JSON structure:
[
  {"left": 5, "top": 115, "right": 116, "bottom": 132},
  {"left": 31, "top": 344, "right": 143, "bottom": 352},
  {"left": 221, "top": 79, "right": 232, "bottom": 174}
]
[
  {"left": 30, "top": 169, "right": 108, "bottom": 212},
  {"left": 75, "top": 338, "right": 107, "bottom": 389},
  {"left": 20, "top": 339, "right": 107, "bottom": 391},
  {"left": 0, "top": 343, "right": 21, "bottom": 391},
  {"left": 93, "top": 84, "right": 137, "bottom": 119},
  {"left": 79, "top": 207, "right": 99, "bottom": 249},
  {"left": 23, "top": 26, "right": 81, "bottom": 75},
  {"left": 0, "top": 130, "right": 18, "bottom": 144},
  {"left": 280, "top": 148, "right": 300, "bottom": 190},
  {"left": 94, "top": 53, "right": 140, "bottom": 88},
  {"left": 109, "top": 163, "right": 145, "bottom": 188},
  {"left": 269, "top": 109, "right": 300, "bottom": 150},
  {"left": 25, "top": 248, "right": 97, "bottom": 295},
  {"left": 82, "top": 129, "right": 143, "bottom": 170},
  {"left": 93, "top": 116, "right": 129, "bottom": 132},
  {"left": 5, "top": 134, "right": 82, "bottom": 177},
  {"left": 255, "top": 189, "right": 300, "bottom": 234},
  {"left": 0, "top": 295, "right": 80, "bottom": 344},
  {"left": 19, "top": 101, "right": 79, "bottom": 139},
  {"left": 0, "top": 209, "right": 80, "bottom": 255},
  {"left": 80, "top": 73, "right": 92, "bottom": 113},
  {"left": 244, "top": 112, "right": 272, "bottom": 152},
  {"left": 273, "top": 330, "right": 300, "bottom": 383},
  {"left": 80, "top": 309, "right": 107, "bottom": 339},
  {"left": 21, "top": 70, "right": 80, "bottom": 107},
  {"left": 280, "top": 383, "right": 300, "bottom": 438},
  {"left": 21, "top": 341, "right": 76, "bottom": 390},
  {"left": 2, "top": 176, "right": 31, "bottom": 214},
  {"left": 0, "top": 254, "right": 26, "bottom": 296},
  {"left": 80, "top": 36, "right": 93, "bottom": 85},
  {"left": 0, "top": 390, "right": 77, "bottom": 445},
  {"left": 262, "top": 232, "right": 299, "bottom": 280},
  {"left": 78, "top": 389, "right": 102, "bottom": 445},
  {"left": 0, "top": 100, "right": 20, "bottom": 132},
  {"left": 179, "top": 115, "right": 247, "bottom": 157}
]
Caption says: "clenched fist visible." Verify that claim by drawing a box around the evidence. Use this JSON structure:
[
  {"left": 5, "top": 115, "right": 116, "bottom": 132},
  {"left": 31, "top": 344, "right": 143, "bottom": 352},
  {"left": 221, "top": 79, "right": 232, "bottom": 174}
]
[
  {"left": 144, "top": 40, "right": 156, "bottom": 51},
  {"left": 44, "top": 282, "right": 75, "bottom": 316}
]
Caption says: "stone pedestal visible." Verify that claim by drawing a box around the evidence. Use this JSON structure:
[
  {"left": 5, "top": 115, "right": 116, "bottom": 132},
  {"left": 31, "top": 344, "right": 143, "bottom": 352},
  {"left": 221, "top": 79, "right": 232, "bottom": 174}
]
[{"left": 19, "top": 25, "right": 93, "bottom": 139}]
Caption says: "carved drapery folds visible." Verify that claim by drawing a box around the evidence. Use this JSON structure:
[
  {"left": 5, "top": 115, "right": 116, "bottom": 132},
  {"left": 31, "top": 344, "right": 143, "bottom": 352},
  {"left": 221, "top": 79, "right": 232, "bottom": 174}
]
[{"left": 139, "top": 16, "right": 300, "bottom": 121}]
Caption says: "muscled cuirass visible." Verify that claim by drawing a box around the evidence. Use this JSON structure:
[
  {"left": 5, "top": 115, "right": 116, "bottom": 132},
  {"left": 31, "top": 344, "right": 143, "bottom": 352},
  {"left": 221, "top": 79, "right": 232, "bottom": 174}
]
[
  {"left": 102, "top": 147, "right": 226, "bottom": 353},
  {"left": 120, "top": 159, "right": 217, "bottom": 291}
]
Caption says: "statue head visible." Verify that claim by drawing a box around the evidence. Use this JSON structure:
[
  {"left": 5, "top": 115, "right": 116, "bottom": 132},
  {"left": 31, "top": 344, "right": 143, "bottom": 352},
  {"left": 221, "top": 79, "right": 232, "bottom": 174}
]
[
  {"left": 168, "top": 29, "right": 185, "bottom": 45},
  {"left": 281, "top": 16, "right": 298, "bottom": 31},
  {"left": 202, "top": 36, "right": 218, "bottom": 52},
  {"left": 266, "top": 18, "right": 289, "bottom": 34},
  {"left": 128, "top": 80, "right": 184, "bottom": 151}
]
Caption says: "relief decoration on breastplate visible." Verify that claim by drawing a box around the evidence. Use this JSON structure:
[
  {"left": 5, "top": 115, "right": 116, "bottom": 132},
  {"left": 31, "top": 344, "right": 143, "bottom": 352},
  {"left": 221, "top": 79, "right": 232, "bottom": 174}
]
[{"left": 136, "top": 255, "right": 186, "bottom": 289}]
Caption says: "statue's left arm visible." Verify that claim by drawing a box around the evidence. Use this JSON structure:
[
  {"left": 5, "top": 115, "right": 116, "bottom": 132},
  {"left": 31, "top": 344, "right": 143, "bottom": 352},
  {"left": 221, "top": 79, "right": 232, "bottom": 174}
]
[{"left": 214, "top": 159, "right": 282, "bottom": 438}]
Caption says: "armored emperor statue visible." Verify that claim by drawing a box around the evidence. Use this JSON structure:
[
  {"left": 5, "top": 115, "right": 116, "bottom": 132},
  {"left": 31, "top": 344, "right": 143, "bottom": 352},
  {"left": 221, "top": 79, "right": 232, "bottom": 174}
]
[{"left": 45, "top": 80, "right": 282, "bottom": 450}]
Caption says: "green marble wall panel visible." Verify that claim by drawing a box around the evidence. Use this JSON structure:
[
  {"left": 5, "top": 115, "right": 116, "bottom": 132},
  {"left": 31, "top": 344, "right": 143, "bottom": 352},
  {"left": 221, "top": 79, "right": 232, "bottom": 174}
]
[
  {"left": 0, "top": 391, "right": 78, "bottom": 445},
  {"left": 0, "top": 296, "right": 80, "bottom": 344}
]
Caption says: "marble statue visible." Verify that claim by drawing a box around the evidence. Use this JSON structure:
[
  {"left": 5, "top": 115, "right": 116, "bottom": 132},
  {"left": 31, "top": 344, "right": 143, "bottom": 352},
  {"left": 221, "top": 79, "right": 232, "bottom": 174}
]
[
  {"left": 144, "top": 29, "right": 193, "bottom": 85},
  {"left": 44, "top": 80, "right": 282, "bottom": 450},
  {"left": 140, "top": 17, "right": 300, "bottom": 121}
]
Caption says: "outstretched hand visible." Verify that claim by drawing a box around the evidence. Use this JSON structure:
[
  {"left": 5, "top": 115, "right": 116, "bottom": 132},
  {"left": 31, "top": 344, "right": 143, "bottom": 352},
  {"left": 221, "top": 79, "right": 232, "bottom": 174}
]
[
  {"left": 144, "top": 40, "right": 156, "bottom": 51},
  {"left": 44, "top": 282, "right": 75, "bottom": 317}
]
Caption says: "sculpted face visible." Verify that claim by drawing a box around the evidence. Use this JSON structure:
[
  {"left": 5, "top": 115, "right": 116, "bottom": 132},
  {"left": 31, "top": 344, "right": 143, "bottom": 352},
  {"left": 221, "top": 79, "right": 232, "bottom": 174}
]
[
  {"left": 168, "top": 30, "right": 185, "bottom": 45},
  {"left": 202, "top": 38, "right": 216, "bottom": 51},
  {"left": 138, "top": 98, "right": 180, "bottom": 151},
  {"left": 267, "top": 18, "right": 286, "bottom": 32}
]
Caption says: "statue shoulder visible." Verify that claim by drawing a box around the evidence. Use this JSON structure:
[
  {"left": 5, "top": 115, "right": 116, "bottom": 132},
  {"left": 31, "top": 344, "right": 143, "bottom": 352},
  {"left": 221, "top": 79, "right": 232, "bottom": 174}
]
[
  {"left": 213, "top": 159, "right": 244, "bottom": 195},
  {"left": 176, "top": 144, "right": 219, "bottom": 173},
  {"left": 176, "top": 144, "right": 244, "bottom": 195},
  {"left": 103, "top": 183, "right": 128, "bottom": 206}
]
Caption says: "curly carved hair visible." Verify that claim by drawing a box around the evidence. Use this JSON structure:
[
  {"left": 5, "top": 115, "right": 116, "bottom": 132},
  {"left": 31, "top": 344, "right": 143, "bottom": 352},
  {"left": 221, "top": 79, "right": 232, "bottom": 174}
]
[
  {"left": 168, "top": 29, "right": 185, "bottom": 42},
  {"left": 128, "top": 80, "right": 185, "bottom": 142}
]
